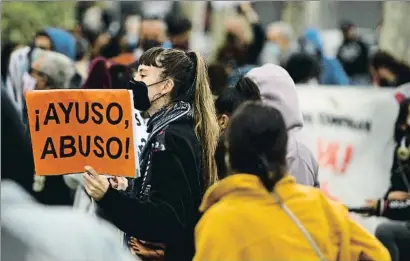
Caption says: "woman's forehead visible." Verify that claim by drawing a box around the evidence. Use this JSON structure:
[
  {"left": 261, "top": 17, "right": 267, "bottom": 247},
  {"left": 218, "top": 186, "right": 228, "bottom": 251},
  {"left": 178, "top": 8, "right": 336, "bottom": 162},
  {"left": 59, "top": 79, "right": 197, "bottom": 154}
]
[{"left": 138, "top": 64, "right": 163, "bottom": 74}]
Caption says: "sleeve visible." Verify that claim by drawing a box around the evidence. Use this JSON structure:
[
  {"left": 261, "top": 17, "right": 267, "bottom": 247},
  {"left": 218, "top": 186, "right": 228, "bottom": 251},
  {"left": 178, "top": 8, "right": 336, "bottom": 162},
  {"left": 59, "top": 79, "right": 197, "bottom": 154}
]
[
  {"left": 330, "top": 59, "right": 350, "bottom": 85},
  {"left": 336, "top": 45, "right": 344, "bottom": 66},
  {"left": 348, "top": 219, "right": 391, "bottom": 261},
  {"left": 96, "top": 133, "right": 192, "bottom": 242},
  {"left": 379, "top": 199, "right": 410, "bottom": 221},
  {"left": 246, "top": 23, "right": 265, "bottom": 65},
  {"left": 287, "top": 143, "right": 319, "bottom": 187},
  {"left": 383, "top": 168, "right": 408, "bottom": 199},
  {"left": 321, "top": 195, "right": 390, "bottom": 261}
]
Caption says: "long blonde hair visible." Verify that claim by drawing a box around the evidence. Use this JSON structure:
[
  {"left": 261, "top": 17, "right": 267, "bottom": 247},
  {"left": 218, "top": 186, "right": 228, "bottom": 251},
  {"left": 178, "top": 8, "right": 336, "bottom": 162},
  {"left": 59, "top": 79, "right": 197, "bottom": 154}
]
[
  {"left": 139, "top": 47, "right": 220, "bottom": 189},
  {"left": 191, "top": 51, "right": 220, "bottom": 188}
]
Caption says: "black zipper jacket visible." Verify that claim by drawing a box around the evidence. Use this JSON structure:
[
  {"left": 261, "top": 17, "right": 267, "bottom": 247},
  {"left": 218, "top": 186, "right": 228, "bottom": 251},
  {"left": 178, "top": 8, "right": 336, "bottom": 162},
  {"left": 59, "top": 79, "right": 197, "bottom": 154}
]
[{"left": 97, "top": 102, "right": 203, "bottom": 261}]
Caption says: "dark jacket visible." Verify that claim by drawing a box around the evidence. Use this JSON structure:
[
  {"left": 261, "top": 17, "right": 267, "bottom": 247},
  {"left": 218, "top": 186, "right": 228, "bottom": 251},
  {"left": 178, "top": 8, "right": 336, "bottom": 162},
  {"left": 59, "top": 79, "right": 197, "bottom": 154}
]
[
  {"left": 376, "top": 155, "right": 410, "bottom": 221},
  {"left": 18, "top": 95, "right": 74, "bottom": 206},
  {"left": 337, "top": 39, "right": 369, "bottom": 77},
  {"left": 376, "top": 98, "right": 410, "bottom": 221},
  {"left": 97, "top": 102, "right": 203, "bottom": 261},
  {"left": 247, "top": 23, "right": 265, "bottom": 65}
]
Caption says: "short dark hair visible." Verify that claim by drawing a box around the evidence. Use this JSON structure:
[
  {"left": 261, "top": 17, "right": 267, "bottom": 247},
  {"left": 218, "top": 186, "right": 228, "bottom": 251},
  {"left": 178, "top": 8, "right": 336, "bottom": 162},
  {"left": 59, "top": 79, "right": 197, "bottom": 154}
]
[
  {"left": 371, "top": 51, "right": 403, "bottom": 71},
  {"left": 215, "top": 77, "right": 261, "bottom": 116},
  {"left": 226, "top": 101, "right": 288, "bottom": 191},
  {"left": 166, "top": 17, "right": 192, "bottom": 36},
  {"left": 285, "top": 53, "right": 320, "bottom": 84},
  {"left": 371, "top": 51, "right": 410, "bottom": 78}
]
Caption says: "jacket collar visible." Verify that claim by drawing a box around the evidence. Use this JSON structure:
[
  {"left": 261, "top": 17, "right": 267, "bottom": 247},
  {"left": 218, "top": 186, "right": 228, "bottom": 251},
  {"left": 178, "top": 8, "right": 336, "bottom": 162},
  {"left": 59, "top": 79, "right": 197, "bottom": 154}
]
[{"left": 200, "top": 174, "right": 296, "bottom": 212}]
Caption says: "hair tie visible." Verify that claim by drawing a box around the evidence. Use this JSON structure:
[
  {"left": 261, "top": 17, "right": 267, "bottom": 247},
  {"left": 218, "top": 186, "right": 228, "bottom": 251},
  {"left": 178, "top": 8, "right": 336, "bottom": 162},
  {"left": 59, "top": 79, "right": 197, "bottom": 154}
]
[{"left": 186, "top": 51, "right": 196, "bottom": 65}]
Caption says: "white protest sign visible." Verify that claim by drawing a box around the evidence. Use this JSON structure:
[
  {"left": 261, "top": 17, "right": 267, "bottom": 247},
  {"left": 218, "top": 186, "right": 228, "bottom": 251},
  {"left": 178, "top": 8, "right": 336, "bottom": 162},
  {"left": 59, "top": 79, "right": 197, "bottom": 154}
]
[
  {"left": 133, "top": 109, "right": 148, "bottom": 178},
  {"left": 296, "top": 86, "right": 399, "bottom": 233}
]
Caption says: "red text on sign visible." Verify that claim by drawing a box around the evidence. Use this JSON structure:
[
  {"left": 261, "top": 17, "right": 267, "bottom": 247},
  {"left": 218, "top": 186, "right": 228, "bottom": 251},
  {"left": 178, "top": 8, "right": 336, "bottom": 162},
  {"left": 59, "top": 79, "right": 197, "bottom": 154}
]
[{"left": 317, "top": 138, "right": 353, "bottom": 175}]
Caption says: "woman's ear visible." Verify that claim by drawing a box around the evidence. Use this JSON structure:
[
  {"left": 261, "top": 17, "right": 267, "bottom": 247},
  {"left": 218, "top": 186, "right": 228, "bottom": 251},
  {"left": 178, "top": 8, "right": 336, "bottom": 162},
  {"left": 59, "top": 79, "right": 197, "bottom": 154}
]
[
  {"left": 162, "top": 79, "right": 175, "bottom": 94},
  {"left": 218, "top": 114, "right": 230, "bottom": 130}
]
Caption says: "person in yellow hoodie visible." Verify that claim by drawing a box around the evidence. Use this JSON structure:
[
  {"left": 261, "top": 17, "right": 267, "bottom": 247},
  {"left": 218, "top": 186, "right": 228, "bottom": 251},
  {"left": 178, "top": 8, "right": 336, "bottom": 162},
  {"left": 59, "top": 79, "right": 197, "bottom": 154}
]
[{"left": 194, "top": 101, "right": 391, "bottom": 261}]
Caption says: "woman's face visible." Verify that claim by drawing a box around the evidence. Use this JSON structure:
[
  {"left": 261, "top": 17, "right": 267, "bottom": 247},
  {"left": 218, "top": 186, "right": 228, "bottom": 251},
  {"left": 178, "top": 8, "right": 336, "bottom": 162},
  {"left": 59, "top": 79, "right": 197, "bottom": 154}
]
[
  {"left": 133, "top": 64, "right": 173, "bottom": 106},
  {"left": 30, "top": 59, "right": 48, "bottom": 90},
  {"left": 34, "top": 35, "right": 52, "bottom": 51}
]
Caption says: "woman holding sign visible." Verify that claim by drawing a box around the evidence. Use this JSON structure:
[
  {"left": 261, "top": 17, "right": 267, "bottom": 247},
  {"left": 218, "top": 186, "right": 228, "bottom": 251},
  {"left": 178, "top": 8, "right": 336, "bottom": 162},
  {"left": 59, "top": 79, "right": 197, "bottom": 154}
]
[{"left": 83, "top": 47, "right": 219, "bottom": 261}]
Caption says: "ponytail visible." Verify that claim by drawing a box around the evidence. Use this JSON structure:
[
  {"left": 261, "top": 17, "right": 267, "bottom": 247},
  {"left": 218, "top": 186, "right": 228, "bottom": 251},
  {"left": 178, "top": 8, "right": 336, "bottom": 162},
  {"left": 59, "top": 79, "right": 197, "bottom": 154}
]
[
  {"left": 215, "top": 76, "right": 261, "bottom": 116},
  {"left": 234, "top": 77, "right": 261, "bottom": 101},
  {"left": 190, "top": 51, "right": 220, "bottom": 189},
  {"left": 258, "top": 155, "right": 286, "bottom": 191}
]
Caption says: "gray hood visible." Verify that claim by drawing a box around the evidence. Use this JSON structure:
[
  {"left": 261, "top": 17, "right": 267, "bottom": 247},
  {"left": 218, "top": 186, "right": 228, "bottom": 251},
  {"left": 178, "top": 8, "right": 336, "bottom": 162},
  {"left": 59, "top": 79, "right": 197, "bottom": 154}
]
[
  {"left": 1, "top": 180, "right": 137, "bottom": 261},
  {"left": 246, "top": 64, "right": 319, "bottom": 187},
  {"left": 246, "top": 64, "right": 304, "bottom": 131}
]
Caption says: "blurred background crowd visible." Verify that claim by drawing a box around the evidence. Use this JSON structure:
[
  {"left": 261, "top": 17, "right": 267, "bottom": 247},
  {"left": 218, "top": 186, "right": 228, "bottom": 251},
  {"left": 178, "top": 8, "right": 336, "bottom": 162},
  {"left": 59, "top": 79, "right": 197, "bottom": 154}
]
[
  {"left": 2, "top": 1, "right": 410, "bottom": 114},
  {"left": 2, "top": 1, "right": 410, "bottom": 261}
]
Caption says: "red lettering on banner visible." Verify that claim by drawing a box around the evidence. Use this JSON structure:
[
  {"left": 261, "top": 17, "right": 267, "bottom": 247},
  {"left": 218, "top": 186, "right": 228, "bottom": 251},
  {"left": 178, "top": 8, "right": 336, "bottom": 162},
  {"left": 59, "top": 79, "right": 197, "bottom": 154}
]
[
  {"left": 320, "top": 182, "right": 341, "bottom": 202},
  {"left": 317, "top": 138, "right": 353, "bottom": 175}
]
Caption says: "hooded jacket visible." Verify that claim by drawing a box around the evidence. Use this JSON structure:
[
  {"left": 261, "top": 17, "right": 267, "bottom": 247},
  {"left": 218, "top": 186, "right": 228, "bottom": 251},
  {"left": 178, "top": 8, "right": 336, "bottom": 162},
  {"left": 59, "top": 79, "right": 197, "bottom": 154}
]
[
  {"left": 302, "top": 28, "right": 350, "bottom": 86},
  {"left": 246, "top": 64, "right": 319, "bottom": 186},
  {"left": 81, "top": 57, "right": 112, "bottom": 89},
  {"left": 43, "top": 28, "right": 77, "bottom": 60},
  {"left": 5, "top": 28, "right": 77, "bottom": 115},
  {"left": 194, "top": 174, "right": 390, "bottom": 261}
]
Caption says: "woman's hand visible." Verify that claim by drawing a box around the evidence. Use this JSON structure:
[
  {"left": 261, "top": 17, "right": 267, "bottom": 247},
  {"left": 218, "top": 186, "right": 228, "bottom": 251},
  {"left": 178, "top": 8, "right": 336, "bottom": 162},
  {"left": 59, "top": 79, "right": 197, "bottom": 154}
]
[
  {"left": 128, "top": 237, "right": 165, "bottom": 260},
  {"left": 83, "top": 166, "right": 110, "bottom": 201},
  {"left": 109, "top": 177, "right": 128, "bottom": 191}
]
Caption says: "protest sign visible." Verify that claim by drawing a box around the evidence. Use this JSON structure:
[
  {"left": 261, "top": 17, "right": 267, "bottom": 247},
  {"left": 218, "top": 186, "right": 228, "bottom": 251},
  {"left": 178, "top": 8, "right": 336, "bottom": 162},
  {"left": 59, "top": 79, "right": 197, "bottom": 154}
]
[
  {"left": 133, "top": 109, "right": 148, "bottom": 178},
  {"left": 297, "top": 85, "right": 399, "bottom": 233},
  {"left": 26, "top": 89, "right": 137, "bottom": 177}
]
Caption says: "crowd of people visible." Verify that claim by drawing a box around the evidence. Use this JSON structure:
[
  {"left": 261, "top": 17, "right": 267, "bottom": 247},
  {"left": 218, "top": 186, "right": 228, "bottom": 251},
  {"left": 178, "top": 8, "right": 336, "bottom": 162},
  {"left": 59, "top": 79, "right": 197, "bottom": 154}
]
[{"left": 2, "top": 1, "right": 410, "bottom": 261}]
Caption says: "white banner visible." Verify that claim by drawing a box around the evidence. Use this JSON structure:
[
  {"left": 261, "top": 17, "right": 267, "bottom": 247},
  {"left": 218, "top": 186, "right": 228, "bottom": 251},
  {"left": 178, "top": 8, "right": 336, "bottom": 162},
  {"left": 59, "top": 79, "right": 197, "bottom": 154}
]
[{"left": 296, "top": 86, "right": 400, "bottom": 233}]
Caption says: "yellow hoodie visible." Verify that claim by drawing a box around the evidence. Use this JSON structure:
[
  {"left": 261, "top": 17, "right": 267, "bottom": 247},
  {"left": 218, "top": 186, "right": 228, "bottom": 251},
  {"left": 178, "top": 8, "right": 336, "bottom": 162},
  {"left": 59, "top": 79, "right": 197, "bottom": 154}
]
[{"left": 194, "top": 174, "right": 390, "bottom": 261}]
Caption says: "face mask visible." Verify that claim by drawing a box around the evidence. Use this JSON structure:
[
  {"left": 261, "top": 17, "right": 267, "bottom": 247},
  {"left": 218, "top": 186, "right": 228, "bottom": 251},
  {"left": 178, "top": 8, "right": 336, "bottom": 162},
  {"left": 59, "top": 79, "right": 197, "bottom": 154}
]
[
  {"left": 267, "top": 42, "right": 280, "bottom": 58},
  {"left": 128, "top": 78, "right": 168, "bottom": 111},
  {"left": 127, "top": 35, "right": 139, "bottom": 50},
  {"left": 22, "top": 72, "right": 37, "bottom": 93},
  {"left": 141, "top": 39, "right": 162, "bottom": 52}
]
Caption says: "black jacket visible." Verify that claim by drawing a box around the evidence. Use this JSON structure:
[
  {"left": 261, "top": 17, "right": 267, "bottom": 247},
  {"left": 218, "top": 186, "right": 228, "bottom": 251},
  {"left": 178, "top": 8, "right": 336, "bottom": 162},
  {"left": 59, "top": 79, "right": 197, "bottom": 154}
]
[
  {"left": 337, "top": 39, "right": 369, "bottom": 77},
  {"left": 376, "top": 156, "right": 410, "bottom": 221},
  {"left": 2, "top": 88, "right": 73, "bottom": 206},
  {"left": 97, "top": 105, "right": 203, "bottom": 261}
]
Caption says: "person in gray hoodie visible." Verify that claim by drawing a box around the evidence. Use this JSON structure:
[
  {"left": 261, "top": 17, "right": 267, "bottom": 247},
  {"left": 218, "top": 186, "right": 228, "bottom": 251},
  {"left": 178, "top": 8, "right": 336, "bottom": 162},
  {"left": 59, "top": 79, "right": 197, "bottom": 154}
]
[{"left": 246, "top": 63, "right": 319, "bottom": 187}]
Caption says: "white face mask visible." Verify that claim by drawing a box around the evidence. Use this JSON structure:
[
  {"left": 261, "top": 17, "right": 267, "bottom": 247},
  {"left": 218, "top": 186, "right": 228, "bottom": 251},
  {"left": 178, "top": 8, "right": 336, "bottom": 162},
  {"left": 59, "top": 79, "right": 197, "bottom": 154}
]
[
  {"left": 267, "top": 42, "right": 280, "bottom": 58},
  {"left": 22, "top": 72, "right": 37, "bottom": 93}
]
